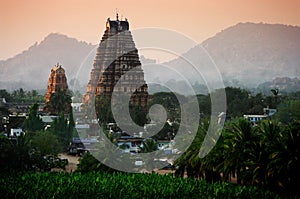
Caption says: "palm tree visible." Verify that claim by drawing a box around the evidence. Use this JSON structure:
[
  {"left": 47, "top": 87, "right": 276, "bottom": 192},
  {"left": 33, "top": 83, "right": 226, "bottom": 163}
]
[
  {"left": 221, "top": 118, "right": 255, "bottom": 184},
  {"left": 266, "top": 121, "right": 300, "bottom": 194},
  {"left": 174, "top": 119, "right": 207, "bottom": 179},
  {"left": 140, "top": 138, "right": 158, "bottom": 153},
  {"left": 270, "top": 88, "right": 279, "bottom": 108},
  {"left": 270, "top": 88, "right": 279, "bottom": 97},
  {"left": 95, "top": 95, "right": 113, "bottom": 125},
  {"left": 0, "top": 133, "right": 35, "bottom": 171}
]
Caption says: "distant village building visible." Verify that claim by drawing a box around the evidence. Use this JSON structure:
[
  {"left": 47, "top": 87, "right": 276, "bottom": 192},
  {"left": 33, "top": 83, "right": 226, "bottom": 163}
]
[
  {"left": 82, "top": 14, "right": 148, "bottom": 109},
  {"left": 0, "top": 98, "right": 7, "bottom": 105},
  {"left": 4, "top": 115, "right": 26, "bottom": 137},
  {"left": 10, "top": 128, "right": 23, "bottom": 137},
  {"left": 71, "top": 103, "right": 82, "bottom": 113},
  {"left": 44, "top": 63, "right": 71, "bottom": 114},
  {"left": 243, "top": 114, "right": 268, "bottom": 123},
  {"left": 244, "top": 107, "right": 277, "bottom": 124}
]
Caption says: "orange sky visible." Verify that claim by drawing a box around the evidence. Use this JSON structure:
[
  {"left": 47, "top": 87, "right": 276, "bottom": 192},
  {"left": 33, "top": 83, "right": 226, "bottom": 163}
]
[{"left": 0, "top": 0, "right": 299, "bottom": 60}]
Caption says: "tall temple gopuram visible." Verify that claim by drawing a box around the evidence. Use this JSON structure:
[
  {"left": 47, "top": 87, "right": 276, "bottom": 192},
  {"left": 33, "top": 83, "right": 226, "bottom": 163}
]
[
  {"left": 83, "top": 14, "right": 148, "bottom": 109},
  {"left": 44, "top": 63, "right": 71, "bottom": 114}
]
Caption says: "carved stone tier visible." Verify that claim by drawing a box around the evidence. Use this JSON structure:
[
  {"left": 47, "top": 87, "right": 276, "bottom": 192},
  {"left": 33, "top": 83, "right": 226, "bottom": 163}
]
[{"left": 83, "top": 16, "right": 148, "bottom": 109}]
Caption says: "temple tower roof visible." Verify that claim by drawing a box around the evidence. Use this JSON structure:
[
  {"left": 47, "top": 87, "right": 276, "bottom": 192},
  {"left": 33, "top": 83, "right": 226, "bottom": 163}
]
[{"left": 83, "top": 16, "right": 148, "bottom": 109}]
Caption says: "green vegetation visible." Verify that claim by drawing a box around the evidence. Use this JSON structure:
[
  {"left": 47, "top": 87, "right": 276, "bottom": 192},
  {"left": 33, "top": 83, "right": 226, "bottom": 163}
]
[
  {"left": 47, "top": 111, "right": 75, "bottom": 150},
  {"left": 174, "top": 119, "right": 300, "bottom": 196},
  {"left": 76, "top": 153, "right": 117, "bottom": 174},
  {"left": 0, "top": 104, "right": 74, "bottom": 172},
  {"left": 275, "top": 99, "right": 300, "bottom": 124},
  {"left": 140, "top": 138, "right": 158, "bottom": 153},
  {"left": 45, "top": 88, "right": 72, "bottom": 115},
  {"left": 147, "top": 87, "right": 295, "bottom": 122},
  {"left": 22, "top": 103, "right": 44, "bottom": 132},
  {"left": 149, "top": 92, "right": 182, "bottom": 121},
  {"left": 1, "top": 87, "right": 300, "bottom": 198},
  {"left": 0, "top": 172, "right": 281, "bottom": 199},
  {"left": 0, "top": 89, "right": 13, "bottom": 102},
  {"left": 0, "top": 88, "right": 45, "bottom": 103},
  {"left": 94, "top": 95, "right": 114, "bottom": 125},
  {"left": 210, "top": 87, "right": 285, "bottom": 117},
  {"left": 94, "top": 95, "right": 148, "bottom": 127},
  {"left": 0, "top": 133, "right": 67, "bottom": 172}
]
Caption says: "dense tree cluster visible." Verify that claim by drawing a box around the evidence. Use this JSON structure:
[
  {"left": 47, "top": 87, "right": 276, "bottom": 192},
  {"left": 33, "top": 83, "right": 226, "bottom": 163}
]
[
  {"left": 0, "top": 104, "right": 75, "bottom": 172},
  {"left": 45, "top": 88, "right": 72, "bottom": 115},
  {"left": 22, "top": 103, "right": 44, "bottom": 132},
  {"left": 1, "top": 86, "right": 300, "bottom": 197},
  {"left": 94, "top": 95, "right": 148, "bottom": 127},
  {"left": 174, "top": 119, "right": 300, "bottom": 196},
  {"left": 0, "top": 88, "right": 45, "bottom": 103}
]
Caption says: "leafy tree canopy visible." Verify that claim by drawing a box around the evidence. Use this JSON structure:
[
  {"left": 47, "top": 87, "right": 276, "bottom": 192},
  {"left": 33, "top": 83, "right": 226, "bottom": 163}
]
[{"left": 22, "top": 103, "right": 44, "bottom": 132}]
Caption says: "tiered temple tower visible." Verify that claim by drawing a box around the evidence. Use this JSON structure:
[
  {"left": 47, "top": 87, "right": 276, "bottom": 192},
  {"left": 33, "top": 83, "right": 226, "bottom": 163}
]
[
  {"left": 83, "top": 14, "right": 148, "bottom": 109},
  {"left": 44, "top": 63, "right": 70, "bottom": 114}
]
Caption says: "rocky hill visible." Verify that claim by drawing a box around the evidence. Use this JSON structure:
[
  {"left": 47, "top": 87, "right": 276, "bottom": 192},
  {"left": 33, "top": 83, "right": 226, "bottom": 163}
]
[
  {"left": 163, "top": 22, "right": 300, "bottom": 88},
  {"left": 1, "top": 23, "right": 300, "bottom": 93},
  {"left": 0, "top": 33, "right": 96, "bottom": 90},
  {"left": 257, "top": 77, "right": 300, "bottom": 94}
]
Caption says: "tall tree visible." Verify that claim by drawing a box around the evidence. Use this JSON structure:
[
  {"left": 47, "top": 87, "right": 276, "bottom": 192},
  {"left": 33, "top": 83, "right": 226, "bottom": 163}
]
[
  {"left": 46, "top": 88, "right": 71, "bottom": 115},
  {"left": 23, "top": 103, "right": 44, "bottom": 133},
  {"left": 0, "top": 89, "right": 12, "bottom": 102},
  {"left": 275, "top": 99, "right": 300, "bottom": 124},
  {"left": 30, "top": 131, "right": 61, "bottom": 156},
  {"left": 95, "top": 95, "right": 114, "bottom": 125},
  {"left": 140, "top": 138, "right": 158, "bottom": 153},
  {"left": 49, "top": 112, "right": 74, "bottom": 150}
]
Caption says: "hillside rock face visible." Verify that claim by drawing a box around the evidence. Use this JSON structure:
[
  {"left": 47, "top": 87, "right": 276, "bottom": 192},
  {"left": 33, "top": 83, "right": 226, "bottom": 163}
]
[
  {"left": 164, "top": 22, "right": 300, "bottom": 87},
  {"left": 257, "top": 77, "right": 300, "bottom": 93},
  {"left": 0, "top": 33, "right": 96, "bottom": 90},
  {"left": 205, "top": 23, "right": 300, "bottom": 85}
]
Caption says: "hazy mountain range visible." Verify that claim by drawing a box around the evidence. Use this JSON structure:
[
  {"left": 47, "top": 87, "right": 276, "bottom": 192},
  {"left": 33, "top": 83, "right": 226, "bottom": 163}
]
[
  {"left": 162, "top": 22, "right": 300, "bottom": 89},
  {"left": 0, "top": 22, "right": 299, "bottom": 93},
  {"left": 0, "top": 33, "right": 96, "bottom": 91}
]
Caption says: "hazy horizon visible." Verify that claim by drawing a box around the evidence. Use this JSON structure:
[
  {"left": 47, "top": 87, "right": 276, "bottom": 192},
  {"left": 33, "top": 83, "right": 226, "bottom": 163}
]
[{"left": 1, "top": 0, "right": 300, "bottom": 60}]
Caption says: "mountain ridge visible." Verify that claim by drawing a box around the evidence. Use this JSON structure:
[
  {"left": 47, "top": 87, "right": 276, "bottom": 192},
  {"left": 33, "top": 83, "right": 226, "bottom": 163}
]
[
  {"left": 0, "top": 33, "right": 96, "bottom": 90},
  {"left": 162, "top": 22, "right": 300, "bottom": 88},
  {"left": 0, "top": 22, "right": 299, "bottom": 92}
]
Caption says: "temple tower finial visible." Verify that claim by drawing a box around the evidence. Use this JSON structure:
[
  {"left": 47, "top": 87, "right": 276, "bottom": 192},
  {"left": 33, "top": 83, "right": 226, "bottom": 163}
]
[{"left": 116, "top": 8, "right": 119, "bottom": 21}]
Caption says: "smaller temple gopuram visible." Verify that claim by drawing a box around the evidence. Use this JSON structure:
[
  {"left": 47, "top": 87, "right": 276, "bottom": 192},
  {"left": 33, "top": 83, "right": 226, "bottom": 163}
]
[{"left": 44, "top": 63, "right": 71, "bottom": 114}]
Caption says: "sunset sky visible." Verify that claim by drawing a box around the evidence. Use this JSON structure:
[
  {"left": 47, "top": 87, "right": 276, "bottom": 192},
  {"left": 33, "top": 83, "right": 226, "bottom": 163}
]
[{"left": 0, "top": 0, "right": 299, "bottom": 60}]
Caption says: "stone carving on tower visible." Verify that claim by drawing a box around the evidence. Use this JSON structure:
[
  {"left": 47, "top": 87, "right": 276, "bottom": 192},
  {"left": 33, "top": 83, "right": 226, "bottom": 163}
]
[{"left": 83, "top": 14, "right": 149, "bottom": 114}]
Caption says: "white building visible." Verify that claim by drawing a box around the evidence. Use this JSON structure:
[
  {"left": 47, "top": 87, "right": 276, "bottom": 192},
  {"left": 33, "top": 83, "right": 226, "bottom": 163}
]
[
  {"left": 243, "top": 115, "right": 267, "bottom": 123},
  {"left": 10, "top": 128, "right": 23, "bottom": 137},
  {"left": 243, "top": 107, "right": 277, "bottom": 123}
]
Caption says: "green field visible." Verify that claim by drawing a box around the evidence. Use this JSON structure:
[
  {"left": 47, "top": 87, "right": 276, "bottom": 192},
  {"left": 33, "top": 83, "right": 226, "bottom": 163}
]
[{"left": 0, "top": 171, "right": 282, "bottom": 199}]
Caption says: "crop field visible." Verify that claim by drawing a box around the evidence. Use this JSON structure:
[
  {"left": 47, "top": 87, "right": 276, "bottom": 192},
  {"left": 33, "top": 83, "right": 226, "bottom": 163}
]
[{"left": 0, "top": 171, "right": 282, "bottom": 198}]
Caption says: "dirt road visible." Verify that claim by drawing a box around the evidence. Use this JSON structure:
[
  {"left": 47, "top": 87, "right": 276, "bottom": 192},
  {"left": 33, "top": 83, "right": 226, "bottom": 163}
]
[{"left": 58, "top": 153, "right": 79, "bottom": 172}]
